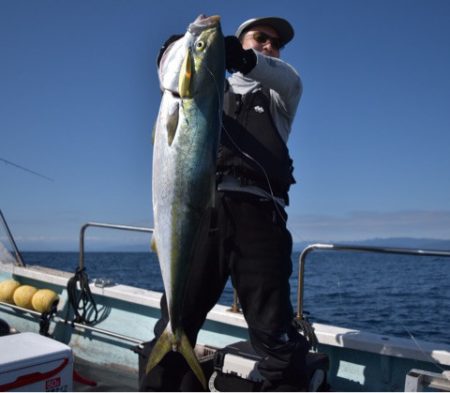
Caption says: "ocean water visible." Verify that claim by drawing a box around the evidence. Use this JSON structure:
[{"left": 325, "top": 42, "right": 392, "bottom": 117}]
[{"left": 21, "top": 251, "right": 450, "bottom": 346}]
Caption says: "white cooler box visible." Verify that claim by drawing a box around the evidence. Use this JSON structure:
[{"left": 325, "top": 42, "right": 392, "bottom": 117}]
[{"left": 0, "top": 332, "right": 73, "bottom": 392}]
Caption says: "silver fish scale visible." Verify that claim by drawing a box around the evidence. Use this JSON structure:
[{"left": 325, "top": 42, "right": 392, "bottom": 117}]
[{"left": 152, "top": 16, "right": 225, "bottom": 328}]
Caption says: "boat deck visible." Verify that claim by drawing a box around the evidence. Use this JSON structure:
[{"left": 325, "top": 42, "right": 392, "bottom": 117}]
[{"left": 74, "top": 357, "right": 139, "bottom": 392}]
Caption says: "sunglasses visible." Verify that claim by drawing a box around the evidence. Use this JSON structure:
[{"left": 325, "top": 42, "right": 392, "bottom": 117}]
[{"left": 250, "top": 31, "right": 283, "bottom": 50}]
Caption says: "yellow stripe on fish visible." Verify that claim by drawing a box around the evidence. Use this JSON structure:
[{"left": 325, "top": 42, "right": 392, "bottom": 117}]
[{"left": 179, "top": 48, "right": 193, "bottom": 98}]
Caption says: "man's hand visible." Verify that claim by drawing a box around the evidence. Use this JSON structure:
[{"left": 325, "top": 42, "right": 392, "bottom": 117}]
[{"left": 224, "top": 36, "right": 257, "bottom": 74}]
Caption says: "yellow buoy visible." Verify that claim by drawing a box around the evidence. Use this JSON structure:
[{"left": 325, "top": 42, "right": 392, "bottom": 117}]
[
  {"left": 32, "top": 288, "right": 59, "bottom": 313},
  {"left": 0, "top": 279, "right": 21, "bottom": 303},
  {"left": 13, "top": 285, "right": 38, "bottom": 309}
]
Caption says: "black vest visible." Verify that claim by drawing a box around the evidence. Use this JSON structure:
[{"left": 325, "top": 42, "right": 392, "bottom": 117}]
[{"left": 217, "top": 87, "right": 296, "bottom": 203}]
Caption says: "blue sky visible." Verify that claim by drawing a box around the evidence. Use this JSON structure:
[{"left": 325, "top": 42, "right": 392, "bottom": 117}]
[{"left": 1, "top": 0, "right": 450, "bottom": 251}]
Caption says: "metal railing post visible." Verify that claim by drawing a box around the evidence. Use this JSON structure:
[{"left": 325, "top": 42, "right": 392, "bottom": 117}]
[
  {"left": 296, "top": 243, "right": 450, "bottom": 321},
  {"left": 79, "top": 222, "right": 154, "bottom": 270},
  {"left": 296, "top": 244, "right": 333, "bottom": 320}
]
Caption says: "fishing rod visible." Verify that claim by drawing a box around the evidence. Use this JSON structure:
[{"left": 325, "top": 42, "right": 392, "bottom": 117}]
[{"left": 0, "top": 157, "right": 54, "bottom": 182}]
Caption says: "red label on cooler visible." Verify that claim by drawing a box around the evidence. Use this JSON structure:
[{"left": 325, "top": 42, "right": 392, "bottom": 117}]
[{"left": 46, "top": 377, "right": 61, "bottom": 390}]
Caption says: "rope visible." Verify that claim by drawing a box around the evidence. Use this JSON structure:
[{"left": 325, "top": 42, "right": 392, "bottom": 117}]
[
  {"left": 293, "top": 314, "right": 319, "bottom": 351},
  {"left": 66, "top": 267, "right": 98, "bottom": 325},
  {"left": 39, "top": 299, "right": 59, "bottom": 337}
]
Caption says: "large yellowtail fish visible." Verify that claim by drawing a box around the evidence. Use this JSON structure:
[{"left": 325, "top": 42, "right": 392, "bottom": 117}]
[{"left": 147, "top": 15, "right": 225, "bottom": 388}]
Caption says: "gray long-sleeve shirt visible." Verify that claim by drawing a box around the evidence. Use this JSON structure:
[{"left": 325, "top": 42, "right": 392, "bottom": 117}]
[{"left": 227, "top": 50, "right": 302, "bottom": 143}]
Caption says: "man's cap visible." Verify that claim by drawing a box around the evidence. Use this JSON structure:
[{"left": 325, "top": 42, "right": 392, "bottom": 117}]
[{"left": 235, "top": 17, "right": 294, "bottom": 47}]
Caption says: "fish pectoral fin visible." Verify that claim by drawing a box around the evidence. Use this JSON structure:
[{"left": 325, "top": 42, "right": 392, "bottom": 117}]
[
  {"left": 179, "top": 330, "right": 207, "bottom": 390},
  {"left": 166, "top": 101, "right": 179, "bottom": 146},
  {"left": 145, "top": 326, "right": 172, "bottom": 375}
]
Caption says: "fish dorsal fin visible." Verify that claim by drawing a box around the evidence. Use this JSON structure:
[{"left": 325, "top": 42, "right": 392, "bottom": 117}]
[
  {"left": 151, "top": 122, "right": 156, "bottom": 145},
  {"left": 179, "top": 48, "right": 193, "bottom": 98},
  {"left": 150, "top": 234, "right": 157, "bottom": 254}
]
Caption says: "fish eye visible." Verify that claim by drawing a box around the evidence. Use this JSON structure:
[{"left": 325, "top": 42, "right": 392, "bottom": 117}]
[{"left": 196, "top": 40, "right": 206, "bottom": 51}]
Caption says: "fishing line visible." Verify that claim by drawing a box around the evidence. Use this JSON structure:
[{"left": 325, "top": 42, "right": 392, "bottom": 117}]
[
  {"left": 205, "top": 62, "right": 310, "bottom": 248},
  {"left": 0, "top": 157, "right": 54, "bottom": 182},
  {"left": 205, "top": 65, "right": 224, "bottom": 116},
  {"left": 221, "top": 117, "right": 309, "bottom": 245},
  {"left": 222, "top": 124, "right": 288, "bottom": 224},
  {"left": 205, "top": 64, "right": 288, "bottom": 226},
  {"left": 365, "top": 258, "right": 449, "bottom": 371},
  {"left": 336, "top": 277, "right": 344, "bottom": 309},
  {"left": 404, "top": 329, "right": 444, "bottom": 371},
  {"left": 401, "top": 322, "right": 447, "bottom": 373},
  {"left": 208, "top": 59, "right": 447, "bottom": 368}
]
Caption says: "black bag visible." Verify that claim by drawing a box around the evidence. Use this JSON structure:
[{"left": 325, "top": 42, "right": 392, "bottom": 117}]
[
  {"left": 211, "top": 341, "right": 329, "bottom": 392},
  {"left": 135, "top": 340, "right": 329, "bottom": 391}
]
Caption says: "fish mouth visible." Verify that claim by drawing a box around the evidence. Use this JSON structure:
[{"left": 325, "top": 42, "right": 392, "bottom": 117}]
[
  {"left": 195, "top": 14, "right": 220, "bottom": 25},
  {"left": 189, "top": 14, "right": 220, "bottom": 34}
]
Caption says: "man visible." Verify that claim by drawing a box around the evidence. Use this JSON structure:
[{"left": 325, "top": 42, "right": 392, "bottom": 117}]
[{"left": 141, "top": 17, "right": 308, "bottom": 391}]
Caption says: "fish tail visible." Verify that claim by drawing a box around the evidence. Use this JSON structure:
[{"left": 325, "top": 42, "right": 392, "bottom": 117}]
[
  {"left": 145, "top": 325, "right": 207, "bottom": 390},
  {"left": 145, "top": 326, "right": 172, "bottom": 375},
  {"left": 179, "top": 328, "right": 207, "bottom": 390}
]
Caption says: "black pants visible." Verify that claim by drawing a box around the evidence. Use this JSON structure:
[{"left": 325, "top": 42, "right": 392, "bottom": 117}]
[{"left": 140, "top": 192, "right": 309, "bottom": 391}]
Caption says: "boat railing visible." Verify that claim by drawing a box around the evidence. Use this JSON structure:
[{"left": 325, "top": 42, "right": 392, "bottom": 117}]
[
  {"left": 0, "top": 209, "right": 25, "bottom": 267},
  {"left": 1, "top": 222, "right": 155, "bottom": 346},
  {"left": 79, "top": 222, "right": 154, "bottom": 270},
  {"left": 296, "top": 243, "right": 450, "bottom": 320},
  {"left": 0, "top": 300, "right": 144, "bottom": 345}
]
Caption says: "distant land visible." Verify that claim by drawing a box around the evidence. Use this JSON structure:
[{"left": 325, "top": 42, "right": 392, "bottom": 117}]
[
  {"left": 11, "top": 237, "right": 450, "bottom": 252},
  {"left": 293, "top": 238, "right": 450, "bottom": 252}
]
